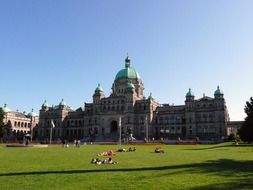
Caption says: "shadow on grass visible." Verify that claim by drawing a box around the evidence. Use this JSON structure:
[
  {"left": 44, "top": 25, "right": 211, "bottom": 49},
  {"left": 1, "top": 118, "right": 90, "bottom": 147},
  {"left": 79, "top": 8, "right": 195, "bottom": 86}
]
[
  {"left": 0, "top": 159, "right": 253, "bottom": 178},
  {"left": 184, "top": 143, "right": 253, "bottom": 151},
  {"left": 191, "top": 179, "right": 253, "bottom": 190},
  {"left": 183, "top": 144, "right": 239, "bottom": 150}
]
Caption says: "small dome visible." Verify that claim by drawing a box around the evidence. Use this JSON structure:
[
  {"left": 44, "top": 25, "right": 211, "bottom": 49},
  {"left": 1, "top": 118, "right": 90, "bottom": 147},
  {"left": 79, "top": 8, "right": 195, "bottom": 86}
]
[
  {"left": 214, "top": 86, "right": 223, "bottom": 96},
  {"left": 42, "top": 100, "right": 49, "bottom": 107},
  {"left": 59, "top": 99, "right": 66, "bottom": 106},
  {"left": 127, "top": 82, "right": 135, "bottom": 89},
  {"left": 27, "top": 108, "right": 38, "bottom": 117},
  {"left": 2, "top": 104, "right": 11, "bottom": 113},
  {"left": 95, "top": 83, "right": 103, "bottom": 93},
  {"left": 115, "top": 56, "right": 141, "bottom": 81},
  {"left": 186, "top": 88, "right": 194, "bottom": 97}
]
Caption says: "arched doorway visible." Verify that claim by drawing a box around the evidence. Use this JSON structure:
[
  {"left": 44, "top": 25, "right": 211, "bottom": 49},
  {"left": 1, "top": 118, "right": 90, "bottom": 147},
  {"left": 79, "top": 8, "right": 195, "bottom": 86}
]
[{"left": 111, "top": 121, "right": 118, "bottom": 133}]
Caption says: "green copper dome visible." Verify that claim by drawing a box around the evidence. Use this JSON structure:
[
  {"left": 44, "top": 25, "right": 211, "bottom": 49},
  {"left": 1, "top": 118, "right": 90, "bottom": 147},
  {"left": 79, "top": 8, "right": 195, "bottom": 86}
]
[
  {"left": 186, "top": 88, "right": 194, "bottom": 97},
  {"left": 27, "top": 109, "right": 38, "bottom": 117},
  {"left": 95, "top": 83, "right": 103, "bottom": 93},
  {"left": 2, "top": 104, "right": 11, "bottom": 113},
  {"left": 214, "top": 86, "right": 223, "bottom": 96},
  {"left": 59, "top": 99, "right": 66, "bottom": 106},
  {"left": 127, "top": 82, "right": 135, "bottom": 89},
  {"left": 115, "top": 56, "right": 141, "bottom": 81}
]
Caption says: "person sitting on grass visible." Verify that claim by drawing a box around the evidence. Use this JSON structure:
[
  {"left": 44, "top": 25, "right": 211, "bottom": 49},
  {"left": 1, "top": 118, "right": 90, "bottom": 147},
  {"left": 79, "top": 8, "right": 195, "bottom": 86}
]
[{"left": 154, "top": 147, "right": 165, "bottom": 153}]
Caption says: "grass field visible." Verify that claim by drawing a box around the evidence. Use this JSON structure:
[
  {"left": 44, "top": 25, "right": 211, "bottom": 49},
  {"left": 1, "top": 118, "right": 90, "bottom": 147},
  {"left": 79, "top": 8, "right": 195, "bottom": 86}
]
[{"left": 0, "top": 143, "right": 253, "bottom": 190}]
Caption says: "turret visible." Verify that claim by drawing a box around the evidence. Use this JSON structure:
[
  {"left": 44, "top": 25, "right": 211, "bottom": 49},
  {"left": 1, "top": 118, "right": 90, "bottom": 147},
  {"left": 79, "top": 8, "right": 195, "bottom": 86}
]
[
  {"left": 185, "top": 88, "right": 195, "bottom": 101},
  {"left": 27, "top": 108, "right": 38, "bottom": 117},
  {"left": 214, "top": 86, "right": 224, "bottom": 99},
  {"left": 93, "top": 83, "right": 104, "bottom": 102}
]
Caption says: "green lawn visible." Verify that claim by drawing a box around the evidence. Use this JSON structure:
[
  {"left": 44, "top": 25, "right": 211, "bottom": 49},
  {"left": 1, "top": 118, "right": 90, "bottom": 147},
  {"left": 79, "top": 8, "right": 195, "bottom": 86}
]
[{"left": 0, "top": 143, "right": 253, "bottom": 190}]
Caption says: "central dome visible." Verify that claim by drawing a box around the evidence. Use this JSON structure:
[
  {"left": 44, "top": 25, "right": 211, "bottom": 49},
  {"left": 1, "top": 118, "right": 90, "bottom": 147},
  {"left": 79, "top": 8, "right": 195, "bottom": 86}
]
[{"left": 115, "top": 56, "right": 141, "bottom": 81}]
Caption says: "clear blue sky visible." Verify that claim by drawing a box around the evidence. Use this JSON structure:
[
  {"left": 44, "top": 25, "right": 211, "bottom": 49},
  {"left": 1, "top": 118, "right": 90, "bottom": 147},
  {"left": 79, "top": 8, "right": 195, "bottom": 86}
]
[{"left": 0, "top": 0, "right": 252, "bottom": 120}]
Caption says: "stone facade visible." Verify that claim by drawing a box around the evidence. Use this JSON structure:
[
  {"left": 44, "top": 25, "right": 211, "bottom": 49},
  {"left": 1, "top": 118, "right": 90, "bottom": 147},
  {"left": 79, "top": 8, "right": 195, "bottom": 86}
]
[
  {"left": 37, "top": 56, "right": 229, "bottom": 142},
  {"left": 1, "top": 104, "right": 39, "bottom": 141}
]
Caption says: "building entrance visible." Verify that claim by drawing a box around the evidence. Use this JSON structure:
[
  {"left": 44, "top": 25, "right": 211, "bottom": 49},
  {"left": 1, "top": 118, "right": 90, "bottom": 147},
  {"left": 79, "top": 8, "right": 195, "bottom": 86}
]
[{"left": 111, "top": 121, "right": 118, "bottom": 132}]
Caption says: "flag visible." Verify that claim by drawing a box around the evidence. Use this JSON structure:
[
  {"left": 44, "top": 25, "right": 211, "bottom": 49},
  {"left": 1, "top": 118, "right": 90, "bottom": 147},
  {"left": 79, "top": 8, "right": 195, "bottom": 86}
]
[
  {"left": 51, "top": 120, "right": 55, "bottom": 128},
  {"left": 119, "top": 116, "right": 121, "bottom": 127}
]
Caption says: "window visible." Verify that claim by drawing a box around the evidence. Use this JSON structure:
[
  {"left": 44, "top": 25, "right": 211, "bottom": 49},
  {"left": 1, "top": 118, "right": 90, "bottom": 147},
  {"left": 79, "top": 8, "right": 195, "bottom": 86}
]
[
  {"left": 140, "top": 116, "right": 144, "bottom": 124},
  {"left": 94, "top": 128, "right": 98, "bottom": 135},
  {"left": 159, "top": 117, "right": 163, "bottom": 124}
]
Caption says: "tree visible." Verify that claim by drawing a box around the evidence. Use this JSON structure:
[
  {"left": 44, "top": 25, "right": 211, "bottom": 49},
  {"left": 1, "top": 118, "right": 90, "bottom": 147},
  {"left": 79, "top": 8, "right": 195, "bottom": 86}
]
[
  {"left": 238, "top": 97, "right": 253, "bottom": 143},
  {"left": 0, "top": 107, "right": 4, "bottom": 139}
]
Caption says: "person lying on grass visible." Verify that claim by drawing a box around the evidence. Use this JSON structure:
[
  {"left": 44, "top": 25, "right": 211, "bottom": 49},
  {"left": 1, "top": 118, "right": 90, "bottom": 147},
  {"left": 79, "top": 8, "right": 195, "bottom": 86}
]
[
  {"left": 103, "top": 157, "right": 118, "bottom": 164},
  {"left": 97, "top": 150, "right": 116, "bottom": 156},
  {"left": 154, "top": 147, "right": 165, "bottom": 153},
  {"left": 91, "top": 157, "right": 118, "bottom": 165},
  {"left": 91, "top": 158, "right": 102, "bottom": 165},
  {"left": 117, "top": 147, "right": 136, "bottom": 152}
]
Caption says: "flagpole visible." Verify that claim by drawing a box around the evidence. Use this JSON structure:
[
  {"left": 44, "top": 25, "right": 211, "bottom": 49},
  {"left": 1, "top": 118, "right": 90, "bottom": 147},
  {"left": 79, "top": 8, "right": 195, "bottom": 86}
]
[
  {"left": 146, "top": 114, "right": 148, "bottom": 143},
  {"left": 50, "top": 120, "right": 55, "bottom": 144},
  {"left": 119, "top": 115, "right": 122, "bottom": 146},
  {"left": 50, "top": 126, "right": 52, "bottom": 144}
]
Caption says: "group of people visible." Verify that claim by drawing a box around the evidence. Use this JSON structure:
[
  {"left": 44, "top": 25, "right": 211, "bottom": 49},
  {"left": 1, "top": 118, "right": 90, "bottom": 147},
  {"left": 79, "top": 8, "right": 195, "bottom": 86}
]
[
  {"left": 117, "top": 147, "right": 136, "bottom": 152},
  {"left": 91, "top": 146, "right": 165, "bottom": 165},
  {"left": 93, "top": 147, "right": 137, "bottom": 165},
  {"left": 62, "top": 140, "right": 69, "bottom": 148},
  {"left": 61, "top": 139, "right": 81, "bottom": 148},
  {"left": 91, "top": 157, "right": 118, "bottom": 165},
  {"left": 74, "top": 139, "right": 81, "bottom": 148}
]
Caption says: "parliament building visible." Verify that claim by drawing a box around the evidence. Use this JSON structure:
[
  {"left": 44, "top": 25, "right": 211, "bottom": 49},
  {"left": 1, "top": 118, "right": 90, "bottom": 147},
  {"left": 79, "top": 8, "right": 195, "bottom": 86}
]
[{"left": 35, "top": 56, "right": 229, "bottom": 142}]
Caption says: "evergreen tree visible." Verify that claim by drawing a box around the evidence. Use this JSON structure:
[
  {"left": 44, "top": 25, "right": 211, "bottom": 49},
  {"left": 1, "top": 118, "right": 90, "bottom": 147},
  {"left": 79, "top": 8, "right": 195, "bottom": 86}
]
[
  {"left": 238, "top": 97, "right": 253, "bottom": 143},
  {"left": 0, "top": 107, "right": 4, "bottom": 138}
]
